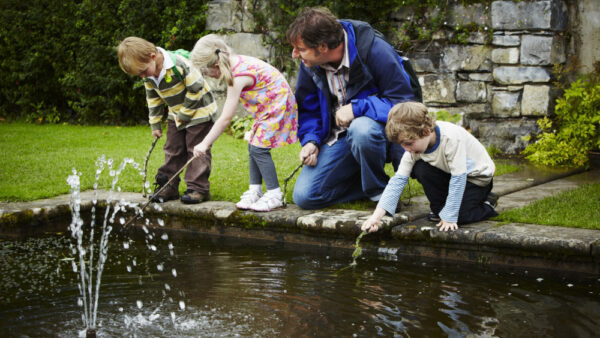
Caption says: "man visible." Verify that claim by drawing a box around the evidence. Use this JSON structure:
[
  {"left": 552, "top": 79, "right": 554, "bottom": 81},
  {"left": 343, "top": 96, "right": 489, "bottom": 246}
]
[{"left": 286, "top": 7, "right": 417, "bottom": 209}]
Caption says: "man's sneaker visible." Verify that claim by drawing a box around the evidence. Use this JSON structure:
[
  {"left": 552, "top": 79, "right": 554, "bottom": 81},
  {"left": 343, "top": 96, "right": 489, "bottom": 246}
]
[
  {"left": 149, "top": 174, "right": 179, "bottom": 203},
  {"left": 180, "top": 189, "right": 210, "bottom": 204},
  {"left": 250, "top": 190, "right": 284, "bottom": 212},
  {"left": 484, "top": 192, "right": 499, "bottom": 209},
  {"left": 427, "top": 212, "right": 441, "bottom": 223},
  {"left": 236, "top": 190, "right": 263, "bottom": 210}
]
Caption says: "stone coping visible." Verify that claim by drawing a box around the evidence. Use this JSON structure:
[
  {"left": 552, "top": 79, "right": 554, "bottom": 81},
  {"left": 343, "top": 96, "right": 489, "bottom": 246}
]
[{"left": 1, "top": 166, "right": 599, "bottom": 273}]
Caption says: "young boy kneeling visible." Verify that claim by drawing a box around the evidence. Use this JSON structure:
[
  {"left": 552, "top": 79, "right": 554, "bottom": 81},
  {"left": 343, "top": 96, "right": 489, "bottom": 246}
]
[{"left": 362, "top": 102, "right": 498, "bottom": 233}]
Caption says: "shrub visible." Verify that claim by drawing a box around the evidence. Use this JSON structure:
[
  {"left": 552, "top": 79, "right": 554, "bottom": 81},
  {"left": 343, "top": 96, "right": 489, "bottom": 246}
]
[
  {"left": 0, "top": 0, "right": 209, "bottom": 125},
  {"left": 522, "top": 65, "right": 600, "bottom": 167}
]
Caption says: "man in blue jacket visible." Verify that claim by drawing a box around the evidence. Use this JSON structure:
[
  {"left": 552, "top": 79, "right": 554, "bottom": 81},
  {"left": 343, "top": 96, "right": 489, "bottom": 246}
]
[{"left": 286, "top": 7, "right": 416, "bottom": 209}]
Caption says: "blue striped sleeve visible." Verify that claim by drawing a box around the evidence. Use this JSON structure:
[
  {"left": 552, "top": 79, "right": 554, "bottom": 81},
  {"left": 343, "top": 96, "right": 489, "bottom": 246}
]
[
  {"left": 439, "top": 173, "right": 467, "bottom": 223},
  {"left": 377, "top": 174, "right": 409, "bottom": 216}
]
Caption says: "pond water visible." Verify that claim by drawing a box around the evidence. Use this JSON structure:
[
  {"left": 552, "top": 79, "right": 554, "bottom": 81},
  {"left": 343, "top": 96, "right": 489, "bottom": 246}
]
[{"left": 1, "top": 230, "right": 599, "bottom": 337}]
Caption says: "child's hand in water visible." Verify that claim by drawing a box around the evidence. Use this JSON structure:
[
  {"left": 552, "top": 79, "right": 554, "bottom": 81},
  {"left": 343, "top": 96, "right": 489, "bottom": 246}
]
[
  {"left": 193, "top": 142, "right": 210, "bottom": 158},
  {"left": 361, "top": 207, "right": 386, "bottom": 233}
]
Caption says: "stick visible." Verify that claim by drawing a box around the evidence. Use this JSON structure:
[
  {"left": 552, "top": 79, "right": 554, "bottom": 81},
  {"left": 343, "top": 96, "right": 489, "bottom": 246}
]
[
  {"left": 282, "top": 162, "right": 303, "bottom": 207},
  {"left": 123, "top": 156, "right": 196, "bottom": 228},
  {"left": 142, "top": 137, "right": 160, "bottom": 197}
]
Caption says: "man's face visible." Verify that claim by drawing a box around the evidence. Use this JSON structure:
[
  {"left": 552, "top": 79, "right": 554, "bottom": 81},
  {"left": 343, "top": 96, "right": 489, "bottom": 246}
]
[{"left": 291, "top": 38, "right": 328, "bottom": 68}]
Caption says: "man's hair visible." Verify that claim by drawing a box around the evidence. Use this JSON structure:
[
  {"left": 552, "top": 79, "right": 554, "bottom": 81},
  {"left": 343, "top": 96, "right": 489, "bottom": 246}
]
[
  {"left": 386, "top": 102, "right": 436, "bottom": 142},
  {"left": 117, "top": 37, "right": 157, "bottom": 75},
  {"left": 286, "top": 7, "right": 344, "bottom": 50}
]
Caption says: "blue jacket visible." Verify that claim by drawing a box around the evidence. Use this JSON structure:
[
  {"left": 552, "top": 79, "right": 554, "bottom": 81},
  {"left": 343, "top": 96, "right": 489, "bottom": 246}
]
[{"left": 294, "top": 20, "right": 416, "bottom": 146}]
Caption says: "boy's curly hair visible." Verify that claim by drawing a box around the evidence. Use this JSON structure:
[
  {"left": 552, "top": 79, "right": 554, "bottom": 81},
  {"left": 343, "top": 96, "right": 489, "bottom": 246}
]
[{"left": 386, "top": 102, "right": 436, "bottom": 142}]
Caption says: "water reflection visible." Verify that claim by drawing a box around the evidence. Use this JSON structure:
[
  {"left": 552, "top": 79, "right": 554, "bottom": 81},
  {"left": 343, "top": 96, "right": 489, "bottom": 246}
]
[{"left": 0, "top": 233, "right": 599, "bottom": 337}]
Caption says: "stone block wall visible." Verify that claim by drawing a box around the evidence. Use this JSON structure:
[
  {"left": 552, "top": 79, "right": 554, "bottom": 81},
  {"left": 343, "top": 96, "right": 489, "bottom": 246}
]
[
  {"left": 405, "top": 0, "right": 569, "bottom": 154},
  {"left": 204, "top": 0, "right": 599, "bottom": 154}
]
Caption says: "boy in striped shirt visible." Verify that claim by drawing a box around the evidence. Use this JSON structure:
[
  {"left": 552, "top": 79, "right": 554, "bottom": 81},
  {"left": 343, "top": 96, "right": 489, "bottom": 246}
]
[
  {"left": 118, "top": 37, "right": 218, "bottom": 204},
  {"left": 362, "top": 102, "right": 498, "bottom": 233}
]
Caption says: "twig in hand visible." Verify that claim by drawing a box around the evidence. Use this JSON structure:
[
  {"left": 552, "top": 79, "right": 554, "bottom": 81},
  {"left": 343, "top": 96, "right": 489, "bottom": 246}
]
[
  {"left": 282, "top": 162, "right": 303, "bottom": 207},
  {"left": 142, "top": 137, "right": 160, "bottom": 197},
  {"left": 123, "top": 156, "right": 196, "bottom": 228}
]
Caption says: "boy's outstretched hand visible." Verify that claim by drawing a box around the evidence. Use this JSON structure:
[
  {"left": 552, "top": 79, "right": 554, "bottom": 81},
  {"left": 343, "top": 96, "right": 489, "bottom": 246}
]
[
  {"left": 436, "top": 220, "right": 458, "bottom": 232},
  {"left": 361, "top": 207, "right": 387, "bottom": 233},
  {"left": 152, "top": 129, "right": 162, "bottom": 138}
]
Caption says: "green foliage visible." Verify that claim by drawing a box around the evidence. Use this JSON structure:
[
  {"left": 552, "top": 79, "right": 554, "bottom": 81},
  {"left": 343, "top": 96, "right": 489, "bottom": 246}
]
[
  {"left": 522, "top": 67, "right": 600, "bottom": 167},
  {"left": 433, "top": 110, "right": 462, "bottom": 124},
  {"left": 0, "top": 0, "right": 209, "bottom": 125},
  {"left": 226, "top": 115, "right": 255, "bottom": 139}
]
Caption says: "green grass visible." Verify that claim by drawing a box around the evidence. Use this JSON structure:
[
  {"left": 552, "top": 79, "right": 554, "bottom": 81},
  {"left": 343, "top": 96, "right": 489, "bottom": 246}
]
[
  {"left": 494, "top": 183, "right": 600, "bottom": 230},
  {"left": 0, "top": 122, "right": 520, "bottom": 210},
  {"left": 0, "top": 122, "right": 301, "bottom": 203}
]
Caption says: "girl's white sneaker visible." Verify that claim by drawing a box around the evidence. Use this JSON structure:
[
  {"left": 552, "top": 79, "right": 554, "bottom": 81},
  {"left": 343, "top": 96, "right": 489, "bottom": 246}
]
[
  {"left": 250, "top": 190, "right": 284, "bottom": 212},
  {"left": 235, "top": 190, "right": 262, "bottom": 210}
]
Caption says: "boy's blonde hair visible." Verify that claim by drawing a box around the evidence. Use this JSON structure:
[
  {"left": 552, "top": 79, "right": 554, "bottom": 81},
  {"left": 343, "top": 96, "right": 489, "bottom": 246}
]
[
  {"left": 190, "top": 34, "right": 234, "bottom": 86},
  {"left": 117, "top": 37, "right": 157, "bottom": 75},
  {"left": 386, "top": 102, "right": 436, "bottom": 142}
]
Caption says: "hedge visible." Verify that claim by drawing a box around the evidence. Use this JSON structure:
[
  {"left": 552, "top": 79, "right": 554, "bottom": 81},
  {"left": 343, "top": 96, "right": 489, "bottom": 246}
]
[{"left": 0, "top": 0, "right": 209, "bottom": 125}]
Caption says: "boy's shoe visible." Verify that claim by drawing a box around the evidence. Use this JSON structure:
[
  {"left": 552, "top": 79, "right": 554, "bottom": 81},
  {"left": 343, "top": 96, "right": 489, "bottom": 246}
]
[
  {"left": 236, "top": 190, "right": 263, "bottom": 210},
  {"left": 180, "top": 189, "right": 210, "bottom": 204},
  {"left": 250, "top": 190, "right": 284, "bottom": 212},
  {"left": 427, "top": 212, "right": 441, "bottom": 223},
  {"left": 484, "top": 192, "right": 499, "bottom": 209},
  {"left": 149, "top": 174, "right": 179, "bottom": 203}
]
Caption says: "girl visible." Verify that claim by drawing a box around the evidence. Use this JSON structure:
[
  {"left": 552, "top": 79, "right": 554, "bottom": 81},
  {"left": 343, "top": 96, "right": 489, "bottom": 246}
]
[{"left": 190, "top": 34, "right": 298, "bottom": 212}]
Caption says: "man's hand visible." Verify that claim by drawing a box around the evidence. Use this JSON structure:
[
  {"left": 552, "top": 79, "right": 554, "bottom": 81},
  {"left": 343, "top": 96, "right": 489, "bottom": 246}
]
[
  {"left": 152, "top": 129, "right": 162, "bottom": 138},
  {"left": 193, "top": 141, "right": 210, "bottom": 158},
  {"left": 299, "top": 142, "right": 319, "bottom": 166},
  {"left": 436, "top": 220, "right": 458, "bottom": 232},
  {"left": 335, "top": 104, "right": 354, "bottom": 128}
]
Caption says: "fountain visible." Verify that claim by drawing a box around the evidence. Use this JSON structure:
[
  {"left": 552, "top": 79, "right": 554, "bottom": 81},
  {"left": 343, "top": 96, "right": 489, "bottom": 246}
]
[{"left": 66, "top": 156, "right": 184, "bottom": 337}]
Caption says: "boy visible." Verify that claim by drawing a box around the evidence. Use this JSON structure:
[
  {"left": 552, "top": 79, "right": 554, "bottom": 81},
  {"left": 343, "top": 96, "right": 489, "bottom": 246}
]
[
  {"left": 362, "top": 102, "right": 498, "bottom": 233},
  {"left": 117, "top": 37, "right": 218, "bottom": 204}
]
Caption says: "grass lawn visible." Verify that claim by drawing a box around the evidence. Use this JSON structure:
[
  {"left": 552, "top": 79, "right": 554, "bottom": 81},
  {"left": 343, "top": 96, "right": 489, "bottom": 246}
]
[
  {"left": 494, "top": 183, "right": 600, "bottom": 230},
  {"left": 0, "top": 122, "right": 519, "bottom": 211}
]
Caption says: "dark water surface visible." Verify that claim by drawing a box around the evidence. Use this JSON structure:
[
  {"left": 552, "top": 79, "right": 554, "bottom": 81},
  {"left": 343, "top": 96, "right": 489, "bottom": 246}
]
[{"left": 1, "top": 230, "right": 599, "bottom": 337}]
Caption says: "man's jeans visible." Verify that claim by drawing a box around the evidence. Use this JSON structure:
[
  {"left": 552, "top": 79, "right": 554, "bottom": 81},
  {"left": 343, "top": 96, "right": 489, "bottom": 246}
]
[{"left": 293, "top": 116, "right": 400, "bottom": 209}]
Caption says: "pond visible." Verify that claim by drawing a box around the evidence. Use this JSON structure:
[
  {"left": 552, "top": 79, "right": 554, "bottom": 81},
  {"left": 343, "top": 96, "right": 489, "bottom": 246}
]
[{"left": 1, "top": 230, "right": 599, "bottom": 337}]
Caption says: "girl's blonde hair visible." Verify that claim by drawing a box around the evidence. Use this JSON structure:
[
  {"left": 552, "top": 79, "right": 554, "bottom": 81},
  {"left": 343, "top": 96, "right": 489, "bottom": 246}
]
[
  {"left": 117, "top": 37, "right": 157, "bottom": 75},
  {"left": 190, "top": 34, "right": 234, "bottom": 86},
  {"left": 386, "top": 102, "right": 436, "bottom": 142}
]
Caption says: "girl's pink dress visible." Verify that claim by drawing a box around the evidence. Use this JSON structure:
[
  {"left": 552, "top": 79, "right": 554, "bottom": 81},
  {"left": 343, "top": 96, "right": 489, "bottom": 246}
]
[{"left": 232, "top": 55, "right": 298, "bottom": 148}]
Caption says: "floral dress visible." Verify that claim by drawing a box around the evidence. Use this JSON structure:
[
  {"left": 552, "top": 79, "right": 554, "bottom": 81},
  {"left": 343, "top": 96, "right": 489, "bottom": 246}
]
[{"left": 232, "top": 55, "right": 298, "bottom": 148}]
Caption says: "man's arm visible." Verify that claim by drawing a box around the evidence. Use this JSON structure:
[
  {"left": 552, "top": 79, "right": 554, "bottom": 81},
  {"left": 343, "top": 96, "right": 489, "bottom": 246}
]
[
  {"left": 351, "top": 37, "right": 415, "bottom": 123},
  {"left": 295, "top": 64, "right": 325, "bottom": 146}
]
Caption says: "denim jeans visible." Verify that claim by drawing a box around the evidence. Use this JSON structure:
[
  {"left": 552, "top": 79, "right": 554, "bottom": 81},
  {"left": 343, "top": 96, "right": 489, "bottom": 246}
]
[{"left": 293, "top": 116, "right": 399, "bottom": 209}]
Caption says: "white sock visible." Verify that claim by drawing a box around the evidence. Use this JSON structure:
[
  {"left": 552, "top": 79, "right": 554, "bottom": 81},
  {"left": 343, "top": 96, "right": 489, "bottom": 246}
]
[
  {"left": 267, "top": 187, "right": 282, "bottom": 196},
  {"left": 249, "top": 184, "right": 262, "bottom": 193}
]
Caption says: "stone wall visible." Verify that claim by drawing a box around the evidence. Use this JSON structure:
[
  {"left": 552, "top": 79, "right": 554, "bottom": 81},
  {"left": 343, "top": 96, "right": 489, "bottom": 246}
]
[{"left": 204, "top": 0, "right": 600, "bottom": 154}]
